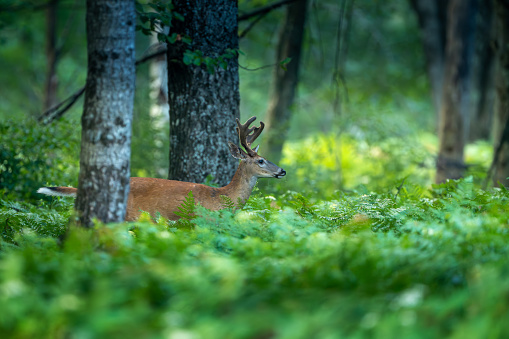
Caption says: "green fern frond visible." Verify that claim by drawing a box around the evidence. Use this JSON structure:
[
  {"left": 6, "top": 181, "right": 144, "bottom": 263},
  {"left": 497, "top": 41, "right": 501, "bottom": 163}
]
[
  {"left": 220, "top": 195, "right": 235, "bottom": 210},
  {"left": 174, "top": 191, "right": 196, "bottom": 229}
]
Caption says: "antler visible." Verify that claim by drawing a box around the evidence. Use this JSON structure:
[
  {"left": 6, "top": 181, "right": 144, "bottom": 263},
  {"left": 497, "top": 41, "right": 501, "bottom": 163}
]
[{"left": 236, "top": 116, "right": 264, "bottom": 156}]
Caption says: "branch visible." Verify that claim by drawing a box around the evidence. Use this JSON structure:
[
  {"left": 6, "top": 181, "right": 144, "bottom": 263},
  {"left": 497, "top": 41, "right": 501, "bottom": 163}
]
[
  {"left": 239, "top": 10, "right": 269, "bottom": 39},
  {"left": 38, "top": 86, "right": 85, "bottom": 124},
  {"left": 135, "top": 47, "right": 166, "bottom": 66},
  {"left": 37, "top": 48, "right": 169, "bottom": 124},
  {"left": 484, "top": 112, "right": 509, "bottom": 187},
  {"left": 238, "top": 0, "right": 297, "bottom": 21}
]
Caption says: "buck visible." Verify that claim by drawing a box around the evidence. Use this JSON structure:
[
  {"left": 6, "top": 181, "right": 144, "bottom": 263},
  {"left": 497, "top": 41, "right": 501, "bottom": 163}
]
[{"left": 37, "top": 117, "right": 286, "bottom": 221}]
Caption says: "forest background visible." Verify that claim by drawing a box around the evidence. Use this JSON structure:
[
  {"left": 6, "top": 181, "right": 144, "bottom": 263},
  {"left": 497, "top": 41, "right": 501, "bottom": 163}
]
[{"left": 1, "top": 0, "right": 509, "bottom": 337}]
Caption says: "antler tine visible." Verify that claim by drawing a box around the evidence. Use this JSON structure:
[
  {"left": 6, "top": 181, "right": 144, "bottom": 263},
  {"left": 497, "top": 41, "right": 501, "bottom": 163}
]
[{"left": 236, "top": 116, "right": 265, "bottom": 156}]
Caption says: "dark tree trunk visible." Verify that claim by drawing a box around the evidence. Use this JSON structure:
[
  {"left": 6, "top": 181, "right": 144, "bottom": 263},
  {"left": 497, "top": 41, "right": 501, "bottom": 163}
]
[
  {"left": 436, "top": 0, "right": 478, "bottom": 183},
  {"left": 492, "top": 0, "right": 509, "bottom": 187},
  {"left": 263, "top": 0, "right": 308, "bottom": 164},
  {"left": 409, "top": 0, "right": 448, "bottom": 116},
  {"left": 44, "top": 0, "right": 58, "bottom": 111},
  {"left": 167, "top": 0, "right": 240, "bottom": 187},
  {"left": 469, "top": 0, "right": 495, "bottom": 142},
  {"left": 75, "top": 0, "right": 136, "bottom": 226}
]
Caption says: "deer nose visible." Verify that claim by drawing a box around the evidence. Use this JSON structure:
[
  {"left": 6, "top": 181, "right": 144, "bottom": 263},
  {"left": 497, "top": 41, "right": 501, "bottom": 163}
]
[{"left": 280, "top": 169, "right": 286, "bottom": 176}]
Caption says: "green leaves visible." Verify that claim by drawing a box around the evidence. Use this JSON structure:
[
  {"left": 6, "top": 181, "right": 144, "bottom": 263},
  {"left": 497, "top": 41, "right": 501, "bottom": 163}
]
[
  {"left": 279, "top": 56, "right": 292, "bottom": 71},
  {"left": 1, "top": 178, "right": 509, "bottom": 337},
  {"left": 182, "top": 48, "right": 238, "bottom": 74},
  {"left": 173, "top": 190, "right": 196, "bottom": 229},
  {"left": 135, "top": 1, "right": 182, "bottom": 36}
]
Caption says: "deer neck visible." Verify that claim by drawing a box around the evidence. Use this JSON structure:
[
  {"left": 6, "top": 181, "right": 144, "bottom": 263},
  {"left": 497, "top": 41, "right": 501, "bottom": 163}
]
[{"left": 221, "top": 161, "right": 257, "bottom": 206}]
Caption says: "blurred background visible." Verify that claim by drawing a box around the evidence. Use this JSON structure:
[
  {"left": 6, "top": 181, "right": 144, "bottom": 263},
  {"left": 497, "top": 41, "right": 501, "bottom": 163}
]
[{"left": 0, "top": 0, "right": 496, "bottom": 202}]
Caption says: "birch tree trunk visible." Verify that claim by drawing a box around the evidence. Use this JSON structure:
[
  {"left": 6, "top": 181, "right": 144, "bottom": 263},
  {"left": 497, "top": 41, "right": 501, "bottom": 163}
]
[
  {"left": 75, "top": 0, "right": 136, "bottom": 226},
  {"left": 492, "top": 0, "right": 509, "bottom": 187},
  {"left": 263, "top": 0, "right": 308, "bottom": 164},
  {"left": 435, "top": 0, "right": 478, "bottom": 183},
  {"left": 167, "top": 0, "right": 239, "bottom": 187}
]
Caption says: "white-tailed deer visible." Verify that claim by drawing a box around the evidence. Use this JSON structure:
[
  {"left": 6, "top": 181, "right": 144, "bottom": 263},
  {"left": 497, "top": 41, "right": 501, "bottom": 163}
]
[{"left": 37, "top": 117, "right": 286, "bottom": 221}]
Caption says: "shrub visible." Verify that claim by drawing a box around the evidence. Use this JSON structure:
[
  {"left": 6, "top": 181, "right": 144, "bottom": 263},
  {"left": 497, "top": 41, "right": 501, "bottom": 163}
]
[{"left": 0, "top": 119, "right": 80, "bottom": 202}]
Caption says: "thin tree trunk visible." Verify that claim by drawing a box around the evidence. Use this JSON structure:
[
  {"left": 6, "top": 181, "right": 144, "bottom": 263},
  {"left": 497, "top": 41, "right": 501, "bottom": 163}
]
[
  {"left": 409, "top": 0, "right": 448, "bottom": 116},
  {"left": 44, "top": 0, "right": 58, "bottom": 111},
  {"left": 263, "top": 0, "right": 308, "bottom": 164},
  {"left": 75, "top": 0, "right": 136, "bottom": 226},
  {"left": 492, "top": 0, "right": 509, "bottom": 186},
  {"left": 149, "top": 27, "right": 169, "bottom": 128},
  {"left": 469, "top": 0, "right": 495, "bottom": 142},
  {"left": 167, "top": 0, "right": 239, "bottom": 187},
  {"left": 436, "top": 0, "right": 478, "bottom": 183}
]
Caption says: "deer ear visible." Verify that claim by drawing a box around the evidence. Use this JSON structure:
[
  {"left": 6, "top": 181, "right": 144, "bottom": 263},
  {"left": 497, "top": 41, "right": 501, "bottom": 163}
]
[
  {"left": 253, "top": 145, "right": 260, "bottom": 153},
  {"left": 228, "top": 142, "right": 247, "bottom": 160}
]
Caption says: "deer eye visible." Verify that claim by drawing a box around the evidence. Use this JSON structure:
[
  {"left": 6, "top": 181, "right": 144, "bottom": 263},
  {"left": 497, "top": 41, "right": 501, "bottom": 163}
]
[{"left": 258, "top": 159, "right": 264, "bottom": 164}]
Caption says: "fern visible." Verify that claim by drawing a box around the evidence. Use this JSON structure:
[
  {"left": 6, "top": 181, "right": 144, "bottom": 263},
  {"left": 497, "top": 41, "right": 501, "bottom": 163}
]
[
  {"left": 174, "top": 190, "right": 196, "bottom": 229},
  {"left": 220, "top": 195, "right": 236, "bottom": 211}
]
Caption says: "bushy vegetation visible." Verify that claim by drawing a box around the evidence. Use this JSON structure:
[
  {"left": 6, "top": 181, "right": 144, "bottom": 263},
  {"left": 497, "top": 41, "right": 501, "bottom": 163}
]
[
  {"left": 1, "top": 1, "right": 505, "bottom": 337},
  {"left": 1, "top": 176, "right": 509, "bottom": 337},
  {"left": 0, "top": 120, "right": 80, "bottom": 202}
]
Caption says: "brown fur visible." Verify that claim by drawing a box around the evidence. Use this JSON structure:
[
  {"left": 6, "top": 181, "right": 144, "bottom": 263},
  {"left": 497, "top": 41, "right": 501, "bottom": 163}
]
[{"left": 38, "top": 117, "right": 286, "bottom": 221}]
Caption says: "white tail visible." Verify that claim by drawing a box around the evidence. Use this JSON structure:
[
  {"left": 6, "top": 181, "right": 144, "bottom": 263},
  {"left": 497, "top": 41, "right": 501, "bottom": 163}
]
[{"left": 38, "top": 117, "right": 286, "bottom": 221}]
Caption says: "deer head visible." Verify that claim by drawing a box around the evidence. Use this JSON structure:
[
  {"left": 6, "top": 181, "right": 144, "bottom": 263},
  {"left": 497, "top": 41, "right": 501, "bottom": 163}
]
[{"left": 228, "top": 116, "right": 286, "bottom": 179}]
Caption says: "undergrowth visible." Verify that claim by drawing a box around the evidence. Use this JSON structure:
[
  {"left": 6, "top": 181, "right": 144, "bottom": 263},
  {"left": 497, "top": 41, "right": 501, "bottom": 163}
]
[{"left": 0, "top": 177, "right": 508, "bottom": 338}]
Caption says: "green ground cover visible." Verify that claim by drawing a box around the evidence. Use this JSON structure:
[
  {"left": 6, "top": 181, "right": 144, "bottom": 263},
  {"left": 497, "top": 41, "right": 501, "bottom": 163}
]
[{"left": 1, "top": 174, "right": 508, "bottom": 338}]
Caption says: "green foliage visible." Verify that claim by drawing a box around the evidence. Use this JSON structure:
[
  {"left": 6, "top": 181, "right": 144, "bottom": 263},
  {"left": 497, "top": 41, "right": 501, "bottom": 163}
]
[
  {"left": 182, "top": 48, "right": 238, "bottom": 74},
  {"left": 1, "top": 178, "right": 509, "bottom": 337},
  {"left": 0, "top": 120, "right": 80, "bottom": 202},
  {"left": 0, "top": 198, "right": 72, "bottom": 243},
  {"left": 173, "top": 190, "right": 196, "bottom": 229},
  {"left": 220, "top": 194, "right": 236, "bottom": 210},
  {"left": 135, "top": 1, "right": 183, "bottom": 36}
]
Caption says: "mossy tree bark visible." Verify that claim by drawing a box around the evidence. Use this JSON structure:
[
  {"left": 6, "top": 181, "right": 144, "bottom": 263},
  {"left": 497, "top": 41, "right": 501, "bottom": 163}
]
[
  {"left": 263, "top": 0, "right": 308, "bottom": 164},
  {"left": 167, "top": 0, "right": 240, "bottom": 187},
  {"left": 75, "top": 0, "right": 136, "bottom": 226},
  {"left": 436, "top": 0, "right": 478, "bottom": 183}
]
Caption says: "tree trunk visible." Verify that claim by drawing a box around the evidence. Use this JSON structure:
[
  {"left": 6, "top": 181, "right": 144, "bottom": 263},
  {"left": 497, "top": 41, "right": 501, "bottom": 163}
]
[
  {"left": 409, "top": 0, "right": 448, "bottom": 116},
  {"left": 75, "top": 0, "right": 136, "bottom": 226},
  {"left": 492, "top": 0, "right": 509, "bottom": 187},
  {"left": 167, "top": 0, "right": 240, "bottom": 187},
  {"left": 469, "top": 0, "right": 495, "bottom": 142},
  {"left": 436, "top": 0, "right": 478, "bottom": 183},
  {"left": 149, "top": 28, "right": 169, "bottom": 128},
  {"left": 44, "top": 0, "right": 58, "bottom": 111},
  {"left": 263, "top": 0, "right": 308, "bottom": 164}
]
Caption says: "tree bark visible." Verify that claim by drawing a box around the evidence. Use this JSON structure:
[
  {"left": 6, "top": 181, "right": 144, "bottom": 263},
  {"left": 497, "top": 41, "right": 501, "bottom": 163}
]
[
  {"left": 167, "top": 0, "right": 240, "bottom": 187},
  {"left": 44, "top": 0, "right": 58, "bottom": 111},
  {"left": 492, "top": 0, "right": 509, "bottom": 186},
  {"left": 149, "top": 32, "right": 169, "bottom": 127},
  {"left": 469, "top": 0, "right": 495, "bottom": 142},
  {"left": 263, "top": 0, "right": 308, "bottom": 164},
  {"left": 436, "top": 0, "right": 478, "bottom": 183},
  {"left": 409, "top": 0, "right": 448, "bottom": 116},
  {"left": 75, "top": 0, "right": 136, "bottom": 226}
]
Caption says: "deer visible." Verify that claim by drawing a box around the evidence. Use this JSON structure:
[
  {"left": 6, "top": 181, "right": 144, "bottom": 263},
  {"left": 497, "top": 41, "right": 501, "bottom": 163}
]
[{"left": 37, "top": 117, "right": 286, "bottom": 221}]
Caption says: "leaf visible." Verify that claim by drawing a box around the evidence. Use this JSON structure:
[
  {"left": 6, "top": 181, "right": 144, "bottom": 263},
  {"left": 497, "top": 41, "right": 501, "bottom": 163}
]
[
  {"left": 279, "top": 57, "right": 292, "bottom": 71},
  {"left": 173, "top": 11, "right": 184, "bottom": 21},
  {"left": 167, "top": 33, "right": 178, "bottom": 44}
]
